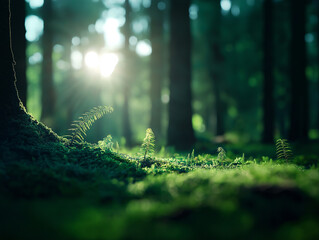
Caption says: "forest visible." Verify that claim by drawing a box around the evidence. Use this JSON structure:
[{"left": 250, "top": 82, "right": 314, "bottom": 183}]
[{"left": 0, "top": 0, "right": 319, "bottom": 239}]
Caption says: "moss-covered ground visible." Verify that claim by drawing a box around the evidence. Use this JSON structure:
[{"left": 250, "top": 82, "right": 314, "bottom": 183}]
[{"left": 0, "top": 117, "right": 319, "bottom": 239}]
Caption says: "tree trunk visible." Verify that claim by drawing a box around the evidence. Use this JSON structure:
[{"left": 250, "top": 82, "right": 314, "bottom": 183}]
[
  {"left": 122, "top": 0, "right": 133, "bottom": 147},
  {"left": 262, "top": 0, "right": 275, "bottom": 143},
  {"left": 150, "top": 0, "right": 165, "bottom": 140},
  {"left": 289, "top": 0, "right": 308, "bottom": 141},
  {"left": 0, "top": 0, "right": 58, "bottom": 145},
  {"left": 167, "top": 0, "right": 195, "bottom": 150},
  {"left": 317, "top": 0, "right": 319, "bottom": 133},
  {"left": 11, "top": 0, "right": 27, "bottom": 107},
  {"left": 41, "top": 0, "right": 56, "bottom": 126},
  {"left": 64, "top": 39, "right": 74, "bottom": 128},
  {"left": 0, "top": 0, "right": 22, "bottom": 141},
  {"left": 210, "top": 0, "right": 225, "bottom": 137}
]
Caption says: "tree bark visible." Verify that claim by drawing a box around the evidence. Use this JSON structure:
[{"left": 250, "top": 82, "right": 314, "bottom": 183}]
[
  {"left": 317, "top": 0, "right": 319, "bottom": 133},
  {"left": 167, "top": 0, "right": 195, "bottom": 150},
  {"left": 150, "top": 0, "right": 165, "bottom": 140},
  {"left": 41, "top": 0, "right": 56, "bottom": 126},
  {"left": 0, "top": 0, "right": 59, "bottom": 146},
  {"left": 262, "top": 0, "right": 275, "bottom": 143},
  {"left": 11, "top": 0, "right": 27, "bottom": 107},
  {"left": 289, "top": 0, "right": 308, "bottom": 141},
  {"left": 0, "top": 0, "right": 22, "bottom": 141},
  {"left": 122, "top": 0, "right": 133, "bottom": 147}
]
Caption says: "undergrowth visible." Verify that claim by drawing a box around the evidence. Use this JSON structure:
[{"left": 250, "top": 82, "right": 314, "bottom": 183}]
[
  {"left": 67, "top": 106, "right": 113, "bottom": 145},
  {"left": 1, "top": 114, "right": 319, "bottom": 240}
]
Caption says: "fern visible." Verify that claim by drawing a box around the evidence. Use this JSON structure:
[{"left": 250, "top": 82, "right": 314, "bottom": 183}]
[
  {"left": 141, "top": 128, "right": 155, "bottom": 160},
  {"left": 98, "top": 135, "right": 113, "bottom": 151},
  {"left": 276, "top": 139, "right": 293, "bottom": 163},
  {"left": 217, "top": 147, "right": 226, "bottom": 161},
  {"left": 68, "top": 106, "right": 113, "bottom": 145}
]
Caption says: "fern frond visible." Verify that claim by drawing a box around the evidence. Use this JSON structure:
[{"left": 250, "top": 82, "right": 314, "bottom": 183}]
[
  {"left": 217, "top": 147, "right": 226, "bottom": 161},
  {"left": 276, "top": 139, "right": 293, "bottom": 163},
  {"left": 67, "top": 106, "right": 113, "bottom": 145},
  {"left": 141, "top": 128, "right": 155, "bottom": 160}
]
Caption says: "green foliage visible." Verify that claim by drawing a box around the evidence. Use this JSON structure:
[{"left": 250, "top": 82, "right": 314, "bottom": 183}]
[
  {"left": 98, "top": 135, "right": 113, "bottom": 151},
  {"left": 276, "top": 139, "right": 293, "bottom": 162},
  {"left": 187, "top": 149, "right": 195, "bottom": 163},
  {"left": 2, "top": 130, "right": 319, "bottom": 239},
  {"left": 217, "top": 147, "right": 226, "bottom": 161},
  {"left": 67, "top": 106, "right": 113, "bottom": 145},
  {"left": 141, "top": 128, "right": 155, "bottom": 160},
  {"left": 114, "top": 141, "right": 120, "bottom": 153}
]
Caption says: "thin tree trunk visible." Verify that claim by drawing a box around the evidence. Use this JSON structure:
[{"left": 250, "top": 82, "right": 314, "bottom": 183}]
[
  {"left": 262, "top": 0, "right": 275, "bottom": 143},
  {"left": 150, "top": 0, "right": 165, "bottom": 140},
  {"left": 167, "top": 0, "right": 195, "bottom": 150},
  {"left": 289, "top": 0, "right": 308, "bottom": 141},
  {"left": 210, "top": 0, "right": 225, "bottom": 137},
  {"left": 122, "top": 0, "right": 133, "bottom": 147},
  {"left": 64, "top": 39, "right": 74, "bottom": 127},
  {"left": 41, "top": 0, "right": 56, "bottom": 125},
  {"left": 11, "top": 0, "right": 27, "bottom": 107}
]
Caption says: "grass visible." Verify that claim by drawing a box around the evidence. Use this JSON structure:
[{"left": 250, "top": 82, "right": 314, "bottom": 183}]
[{"left": 0, "top": 126, "right": 319, "bottom": 239}]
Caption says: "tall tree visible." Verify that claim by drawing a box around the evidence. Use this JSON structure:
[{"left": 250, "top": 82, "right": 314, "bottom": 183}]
[
  {"left": 317, "top": 0, "right": 319, "bottom": 133},
  {"left": 41, "top": 0, "right": 56, "bottom": 126},
  {"left": 167, "top": 0, "right": 195, "bottom": 150},
  {"left": 150, "top": 0, "right": 165, "bottom": 140},
  {"left": 11, "top": 0, "right": 27, "bottom": 107},
  {"left": 0, "top": 0, "right": 21, "bottom": 141},
  {"left": 289, "top": 0, "right": 309, "bottom": 141},
  {"left": 209, "top": 0, "right": 225, "bottom": 136},
  {"left": 262, "top": 0, "right": 274, "bottom": 143},
  {"left": 0, "top": 0, "right": 57, "bottom": 144},
  {"left": 122, "top": 0, "right": 133, "bottom": 147}
]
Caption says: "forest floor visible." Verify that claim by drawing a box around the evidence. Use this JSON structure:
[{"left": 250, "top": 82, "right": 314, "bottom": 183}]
[{"left": 0, "top": 123, "right": 319, "bottom": 239}]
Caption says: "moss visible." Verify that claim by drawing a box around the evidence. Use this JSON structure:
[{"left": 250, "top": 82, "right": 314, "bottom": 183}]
[{"left": 0, "top": 109, "right": 319, "bottom": 239}]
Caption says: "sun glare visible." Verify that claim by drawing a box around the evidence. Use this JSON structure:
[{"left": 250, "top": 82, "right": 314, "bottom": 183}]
[
  {"left": 84, "top": 51, "right": 119, "bottom": 78},
  {"left": 100, "top": 53, "right": 119, "bottom": 77},
  {"left": 85, "top": 51, "right": 99, "bottom": 69}
]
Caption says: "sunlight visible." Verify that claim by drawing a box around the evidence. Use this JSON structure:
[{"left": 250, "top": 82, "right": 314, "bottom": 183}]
[
  {"left": 71, "top": 51, "right": 83, "bottom": 69},
  {"left": 85, "top": 51, "right": 99, "bottom": 69},
  {"left": 84, "top": 51, "right": 119, "bottom": 78},
  {"left": 26, "top": 0, "right": 44, "bottom": 9},
  {"left": 100, "top": 53, "right": 119, "bottom": 77},
  {"left": 25, "top": 15, "right": 43, "bottom": 42},
  {"left": 220, "top": 0, "right": 231, "bottom": 11},
  {"left": 103, "top": 18, "right": 124, "bottom": 49},
  {"left": 136, "top": 41, "right": 152, "bottom": 57}
]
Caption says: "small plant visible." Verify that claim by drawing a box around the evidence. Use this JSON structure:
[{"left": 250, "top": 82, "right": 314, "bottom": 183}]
[
  {"left": 115, "top": 141, "right": 120, "bottom": 153},
  {"left": 276, "top": 139, "right": 293, "bottom": 163},
  {"left": 141, "top": 128, "right": 155, "bottom": 160},
  {"left": 98, "top": 135, "right": 113, "bottom": 151},
  {"left": 187, "top": 149, "right": 195, "bottom": 162},
  {"left": 217, "top": 147, "right": 226, "bottom": 161},
  {"left": 67, "top": 106, "right": 113, "bottom": 145}
]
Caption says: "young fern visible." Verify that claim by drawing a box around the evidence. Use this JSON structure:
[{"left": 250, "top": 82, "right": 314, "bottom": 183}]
[
  {"left": 141, "top": 128, "right": 155, "bottom": 160},
  {"left": 276, "top": 139, "right": 293, "bottom": 163},
  {"left": 217, "top": 147, "right": 226, "bottom": 161},
  {"left": 68, "top": 106, "right": 113, "bottom": 145}
]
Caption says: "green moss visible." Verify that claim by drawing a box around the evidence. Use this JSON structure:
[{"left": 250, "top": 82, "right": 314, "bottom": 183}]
[{"left": 1, "top": 112, "right": 319, "bottom": 239}]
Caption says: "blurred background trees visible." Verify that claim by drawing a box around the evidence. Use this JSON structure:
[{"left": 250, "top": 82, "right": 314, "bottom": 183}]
[{"left": 20, "top": 0, "right": 319, "bottom": 150}]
